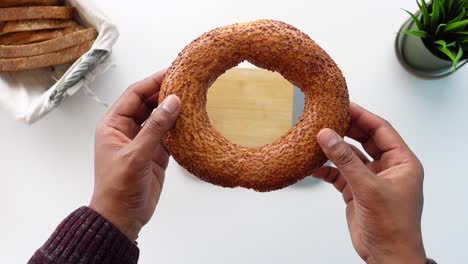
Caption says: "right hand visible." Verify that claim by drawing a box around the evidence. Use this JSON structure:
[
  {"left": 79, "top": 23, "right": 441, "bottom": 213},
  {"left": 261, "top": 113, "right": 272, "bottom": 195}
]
[{"left": 314, "top": 103, "right": 427, "bottom": 264}]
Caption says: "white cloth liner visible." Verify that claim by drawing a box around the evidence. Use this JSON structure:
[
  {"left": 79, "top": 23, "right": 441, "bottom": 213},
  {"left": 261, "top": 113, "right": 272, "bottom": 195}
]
[{"left": 0, "top": 0, "right": 119, "bottom": 124}]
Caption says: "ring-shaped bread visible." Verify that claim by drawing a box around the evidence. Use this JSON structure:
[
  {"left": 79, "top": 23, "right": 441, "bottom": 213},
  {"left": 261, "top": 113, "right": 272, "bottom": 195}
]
[{"left": 159, "top": 19, "right": 350, "bottom": 192}]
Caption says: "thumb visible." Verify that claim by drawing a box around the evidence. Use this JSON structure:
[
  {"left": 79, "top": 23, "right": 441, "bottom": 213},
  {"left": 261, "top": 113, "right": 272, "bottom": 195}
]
[
  {"left": 317, "top": 128, "right": 373, "bottom": 190},
  {"left": 133, "top": 94, "right": 181, "bottom": 155}
]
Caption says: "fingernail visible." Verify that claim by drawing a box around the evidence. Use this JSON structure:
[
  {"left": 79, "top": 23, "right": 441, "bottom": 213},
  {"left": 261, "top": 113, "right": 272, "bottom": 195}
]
[
  {"left": 159, "top": 95, "right": 180, "bottom": 114},
  {"left": 318, "top": 129, "right": 341, "bottom": 149}
]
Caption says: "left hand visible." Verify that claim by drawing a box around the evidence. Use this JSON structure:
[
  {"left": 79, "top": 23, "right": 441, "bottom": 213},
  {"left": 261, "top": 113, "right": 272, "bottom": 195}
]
[{"left": 90, "top": 70, "right": 181, "bottom": 241}]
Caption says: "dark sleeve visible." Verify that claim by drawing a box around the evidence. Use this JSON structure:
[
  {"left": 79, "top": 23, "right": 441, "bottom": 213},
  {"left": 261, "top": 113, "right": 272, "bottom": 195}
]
[
  {"left": 28, "top": 207, "right": 139, "bottom": 264},
  {"left": 427, "top": 259, "right": 437, "bottom": 264}
]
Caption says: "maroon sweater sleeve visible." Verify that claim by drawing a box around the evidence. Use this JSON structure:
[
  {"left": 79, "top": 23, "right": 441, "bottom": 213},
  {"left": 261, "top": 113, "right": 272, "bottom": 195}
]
[{"left": 28, "top": 207, "right": 139, "bottom": 264}]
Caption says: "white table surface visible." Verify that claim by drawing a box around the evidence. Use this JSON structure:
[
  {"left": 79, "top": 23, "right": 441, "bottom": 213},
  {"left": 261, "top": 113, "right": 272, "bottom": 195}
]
[{"left": 3, "top": 0, "right": 468, "bottom": 263}]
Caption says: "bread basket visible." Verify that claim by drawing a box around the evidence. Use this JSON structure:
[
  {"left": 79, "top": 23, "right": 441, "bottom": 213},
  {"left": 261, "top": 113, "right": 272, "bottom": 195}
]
[{"left": 0, "top": 0, "right": 119, "bottom": 124}]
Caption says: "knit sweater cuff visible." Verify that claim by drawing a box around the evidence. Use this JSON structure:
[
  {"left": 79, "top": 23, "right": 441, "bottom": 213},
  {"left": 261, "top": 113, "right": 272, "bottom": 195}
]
[{"left": 29, "top": 207, "right": 139, "bottom": 264}]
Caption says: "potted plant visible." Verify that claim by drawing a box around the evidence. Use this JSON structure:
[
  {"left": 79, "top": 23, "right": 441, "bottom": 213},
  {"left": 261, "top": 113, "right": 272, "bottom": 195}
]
[{"left": 395, "top": 0, "right": 468, "bottom": 78}]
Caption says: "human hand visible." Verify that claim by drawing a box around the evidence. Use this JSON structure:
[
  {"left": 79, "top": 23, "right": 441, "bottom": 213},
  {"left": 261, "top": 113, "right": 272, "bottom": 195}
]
[
  {"left": 89, "top": 70, "right": 181, "bottom": 241},
  {"left": 314, "top": 103, "right": 427, "bottom": 264}
]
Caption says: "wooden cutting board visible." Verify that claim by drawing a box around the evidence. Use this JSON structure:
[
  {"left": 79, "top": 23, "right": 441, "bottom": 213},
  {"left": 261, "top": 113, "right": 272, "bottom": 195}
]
[{"left": 206, "top": 68, "right": 294, "bottom": 147}]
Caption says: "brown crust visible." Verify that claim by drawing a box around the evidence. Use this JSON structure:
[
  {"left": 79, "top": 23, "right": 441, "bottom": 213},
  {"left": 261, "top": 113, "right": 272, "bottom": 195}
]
[
  {"left": 0, "top": 19, "right": 76, "bottom": 36},
  {"left": 0, "top": 39, "right": 94, "bottom": 71},
  {"left": 0, "top": 28, "right": 96, "bottom": 58},
  {"left": 0, "top": 25, "right": 83, "bottom": 45},
  {"left": 0, "top": 0, "right": 62, "bottom": 7},
  {"left": 159, "top": 20, "right": 350, "bottom": 192},
  {"left": 0, "top": 6, "right": 74, "bottom": 22}
]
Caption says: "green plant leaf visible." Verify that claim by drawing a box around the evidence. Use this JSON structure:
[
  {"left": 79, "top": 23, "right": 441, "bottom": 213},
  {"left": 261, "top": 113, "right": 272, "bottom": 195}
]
[
  {"left": 437, "top": 45, "right": 456, "bottom": 61},
  {"left": 446, "top": 0, "right": 453, "bottom": 10},
  {"left": 446, "top": 0, "right": 458, "bottom": 18},
  {"left": 418, "top": 0, "right": 431, "bottom": 28},
  {"left": 447, "top": 41, "right": 457, "bottom": 47},
  {"left": 441, "top": 2, "right": 446, "bottom": 22},
  {"left": 448, "top": 0, "right": 455, "bottom": 12},
  {"left": 435, "top": 40, "right": 459, "bottom": 68},
  {"left": 402, "top": 29, "right": 428, "bottom": 38},
  {"left": 435, "top": 23, "right": 447, "bottom": 35},
  {"left": 452, "top": 46, "right": 463, "bottom": 71},
  {"left": 403, "top": 9, "right": 423, "bottom": 30},
  {"left": 455, "top": 0, "right": 468, "bottom": 15},
  {"left": 435, "top": 40, "right": 456, "bottom": 50},
  {"left": 434, "top": 39, "right": 447, "bottom": 47},
  {"left": 444, "top": 19, "right": 468, "bottom": 32},
  {"left": 448, "top": 7, "right": 465, "bottom": 25},
  {"left": 431, "top": 0, "right": 441, "bottom": 30},
  {"left": 453, "top": 31, "right": 468, "bottom": 35}
]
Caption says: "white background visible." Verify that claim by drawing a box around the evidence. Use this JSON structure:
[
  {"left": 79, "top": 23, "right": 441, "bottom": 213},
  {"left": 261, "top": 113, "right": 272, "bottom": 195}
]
[{"left": 3, "top": 0, "right": 468, "bottom": 263}]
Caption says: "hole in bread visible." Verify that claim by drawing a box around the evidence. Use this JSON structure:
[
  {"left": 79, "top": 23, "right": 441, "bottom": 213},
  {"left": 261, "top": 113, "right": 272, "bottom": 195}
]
[{"left": 206, "top": 65, "right": 304, "bottom": 147}]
